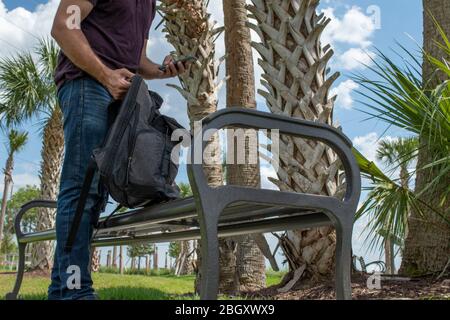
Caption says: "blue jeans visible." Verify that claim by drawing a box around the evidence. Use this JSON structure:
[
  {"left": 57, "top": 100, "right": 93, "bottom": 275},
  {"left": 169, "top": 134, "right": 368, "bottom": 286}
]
[{"left": 48, "top": 77, "right": 111, "bottom": 300}]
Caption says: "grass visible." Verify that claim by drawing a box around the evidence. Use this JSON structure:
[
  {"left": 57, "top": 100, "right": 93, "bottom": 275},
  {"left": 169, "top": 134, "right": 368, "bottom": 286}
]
[
  {"left": 266, "top": 269, "right": 285, "bottom": 287},
  {"left": 0, "top": 271, "right": 285, "bottom": 300}
]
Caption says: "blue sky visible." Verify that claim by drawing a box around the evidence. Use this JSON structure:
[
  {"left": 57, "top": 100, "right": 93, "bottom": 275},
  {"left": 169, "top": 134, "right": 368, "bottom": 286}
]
[{"left": 0, "top": 0, "right": 423, "bottom": 270}]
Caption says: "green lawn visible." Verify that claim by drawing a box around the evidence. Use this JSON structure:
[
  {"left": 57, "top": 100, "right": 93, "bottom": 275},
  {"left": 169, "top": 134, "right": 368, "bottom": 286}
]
[{"left": 0, "top": 271, "right": 284, "bottom": 300}]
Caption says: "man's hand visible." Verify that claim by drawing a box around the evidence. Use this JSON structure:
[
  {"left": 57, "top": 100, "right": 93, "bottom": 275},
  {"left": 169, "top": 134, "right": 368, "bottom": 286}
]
[
  {"left": 100, "top": 68, "right": 134, "bottom": 100},
  {"left": 137, "top": 39, "right": 192, "bottom": 80},
  {"left": 158, "top": 55, "right": 181, "bottom": 78},
  {"left": 156, "top": 55, "right": 191, "bottom": 79}
]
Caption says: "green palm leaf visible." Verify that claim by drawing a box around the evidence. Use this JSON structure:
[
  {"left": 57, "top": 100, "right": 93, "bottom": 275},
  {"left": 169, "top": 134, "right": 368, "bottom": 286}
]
[
  {"left": 353, "top": 44, "right": 450, "bottom": 204},
  {"left": 0, "top": 37, "right": 59, "bottom": 126},
  {"left": 4, "top": 129, "right": 28, "bottom": 157},
  {"left": 354, "top": 147, "right": 449, "bottom": 253}
]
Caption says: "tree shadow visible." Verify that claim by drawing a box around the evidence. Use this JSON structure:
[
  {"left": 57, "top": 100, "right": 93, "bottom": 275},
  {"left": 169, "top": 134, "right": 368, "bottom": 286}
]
[
  {"left": 96, "top": 286, "right": 197, "bottom": 300},
  {"left": 11, "top": 287, "right": 198, "bottom": 300}
]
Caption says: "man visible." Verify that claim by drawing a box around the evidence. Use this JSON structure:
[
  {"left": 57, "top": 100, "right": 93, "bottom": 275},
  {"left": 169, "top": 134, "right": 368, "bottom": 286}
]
[{"left": 50, "top": 0, "right": 187, "bottom": 300}]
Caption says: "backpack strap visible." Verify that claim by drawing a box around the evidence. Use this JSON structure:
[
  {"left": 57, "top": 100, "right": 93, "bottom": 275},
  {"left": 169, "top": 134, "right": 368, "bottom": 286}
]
[
  {"left": 90, "top": 204, "right": 123, "bottom": 242},
  {"left": 64, "top": 159, "right": 98, "bottom": 253}
]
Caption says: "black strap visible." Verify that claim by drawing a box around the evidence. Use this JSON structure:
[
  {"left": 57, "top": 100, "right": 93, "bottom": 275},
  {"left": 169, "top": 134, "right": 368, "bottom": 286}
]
[
  {"left": 91, "top": 204, "right": 123, "bottom": 243},
  {"left": 64, "top": 159, "right": 98, "bottom": 253}
]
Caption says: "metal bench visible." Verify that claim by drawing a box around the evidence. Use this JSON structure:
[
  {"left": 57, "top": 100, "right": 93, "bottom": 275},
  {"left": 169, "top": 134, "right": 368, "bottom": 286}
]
[{"left": 6, "top": 108, "right": 361, "bottom": 300}]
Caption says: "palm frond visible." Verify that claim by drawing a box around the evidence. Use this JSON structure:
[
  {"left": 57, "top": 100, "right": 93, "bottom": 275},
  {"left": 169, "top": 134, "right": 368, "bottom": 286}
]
[
  {"left": 354, "top": 148, "right": 449, "bottom": 253},
  {"left": 4, "top": 128, "right": 28, "bottom": 156},
  {"left": 0, "top": 38, "right": 58, "bottom": 127},
  {"left": 352, "top": 44, "right": 450, "bottom": 203},
  {"left": 356, "top": 179, "right": 412, "bottom": 253},
  {"left": 36, "top": 37, "right": 59, "bottom": 81},
  {"left": 376, "top": 137, "right": 419, "bottom": 178}
]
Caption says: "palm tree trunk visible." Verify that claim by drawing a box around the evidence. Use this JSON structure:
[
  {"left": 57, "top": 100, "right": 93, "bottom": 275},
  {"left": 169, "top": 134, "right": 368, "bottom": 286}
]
[
  {"left": 385, "top": 163, "right": 411, "bottom": 274},
  {"left": 91, "top": 248, "right": 100, "bottom": 272},
  {"left": 153, "top": 246, "right": 158, "bottom": 270},
  {"left": 31, "top": 108, "right": 64, "bottom": 271},
  {"left": 160, "top": 0, "right": 224, "bottom": 293},
  {"left": 400, "top": 0, "right": 450, "bottom": 276},
  {"left": 248, "top": 0, "right": 343, "bottom": 287},
  {"left": 384, "top": 239, "right": 395, "bottom": 274},
  {"left": 177, "top": 240, "right": 193, "bottom": 275},
  {"left": 222, "top": 0, "right": 266, "bottom": 293},
  {"left": 119, "top": 246, "right": 124, "bottom": 274},
  {"left": 176, "top": 240, "right": 194, "bottom": 275},
  {"left": 112, "top": 246, "right": 117, "bottom": 268},
  {"left": 0, "top": 156, "right": 13, "bottom": 250}
]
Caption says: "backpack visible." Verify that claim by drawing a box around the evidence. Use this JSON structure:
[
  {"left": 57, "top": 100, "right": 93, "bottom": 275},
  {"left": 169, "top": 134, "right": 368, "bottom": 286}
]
[{"left": 65, "top": 75, "right": 185, "bottom": 252}]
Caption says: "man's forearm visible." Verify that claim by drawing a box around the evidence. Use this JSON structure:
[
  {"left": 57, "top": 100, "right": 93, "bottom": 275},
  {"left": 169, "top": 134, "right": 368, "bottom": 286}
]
[{"left": 137, "top": 57, "right": 163, "bottom": 80}]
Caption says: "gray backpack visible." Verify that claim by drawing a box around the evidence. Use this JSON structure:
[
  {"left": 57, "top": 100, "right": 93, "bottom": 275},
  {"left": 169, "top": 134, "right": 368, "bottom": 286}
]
[{"left": 65, "top": 75, "right": 184, "bottom": 252}]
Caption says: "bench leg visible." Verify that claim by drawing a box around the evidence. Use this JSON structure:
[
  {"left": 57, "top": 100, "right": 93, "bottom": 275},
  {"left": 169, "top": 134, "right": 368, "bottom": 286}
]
[
  {"left": 335, "top": 224, "right": 353, "bottom": 300},
  {"left": 198, "top": 210, "right": 220, "bottom": 300},
  {"left": 5, "top": 243, "right": 27, "bottom": 300}
]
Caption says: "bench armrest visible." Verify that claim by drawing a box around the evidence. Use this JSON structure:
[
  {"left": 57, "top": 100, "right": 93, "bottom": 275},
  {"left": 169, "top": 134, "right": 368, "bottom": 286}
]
[
  {"left": 187, "top": 108, "right": 361, "bottom": 210},
  {"left": 14, "top": 200, "right": 57, "bottom": 239}
]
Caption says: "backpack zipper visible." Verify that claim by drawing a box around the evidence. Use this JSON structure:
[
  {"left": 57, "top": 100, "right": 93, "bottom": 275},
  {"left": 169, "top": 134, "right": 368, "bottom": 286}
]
[
  {"left": 125, "top": 104, "right": 141, "bottom": 186},
  {"left": 161, "top": 126, "right": 170, "bottom": 178},
  {"left": 103, "top": 77, "right": 141, "bottom": 177}
]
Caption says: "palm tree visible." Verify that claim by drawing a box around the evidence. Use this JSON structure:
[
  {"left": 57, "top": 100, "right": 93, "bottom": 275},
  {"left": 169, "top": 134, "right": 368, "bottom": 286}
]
[
  {"left": 377, "top": 138, "right": 418, "bottom": 274},
  {"left": 357, "top": 138, "right": 418, "bottom": 274},
  {"left": 353, "top": 30, "right": 450, "bottom": 276},
  {"left": 159, "top": 0, "right": 225, "bottom": 292},
  {"left": 0, "top": 129, "right": 28, "bottom": 251},
  {"left": 400, "top": 0, "right": 450, "bottom": 276},
  {"left": 173, "top": 182, "right": 194, "bottom": 275},
  {"left": 247, "top": 0, "right": 343, "bottom": 286},
  {"left": 0, "top": 38, "right": 64, "bottom": 271},
  {"left": 127, "top": 243, "right": 155, "bottom": 271},
  {"left": 222, "top": 0, "right": 265, "bottom": 293}
]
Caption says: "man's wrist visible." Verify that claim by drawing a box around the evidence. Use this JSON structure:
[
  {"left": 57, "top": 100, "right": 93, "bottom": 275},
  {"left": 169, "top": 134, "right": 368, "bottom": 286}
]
[
  {"left": 138, "top": 60, "right": 164, "bottom": 80},
  {"left": 96, "top": 65, "right": 112, "bottom": 85}
]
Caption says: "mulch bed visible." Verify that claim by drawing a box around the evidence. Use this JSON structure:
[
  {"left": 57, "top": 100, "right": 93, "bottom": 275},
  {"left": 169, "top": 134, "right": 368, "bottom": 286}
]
[{"left": 247, "top": 274, "right": 450, "bottom": 300}]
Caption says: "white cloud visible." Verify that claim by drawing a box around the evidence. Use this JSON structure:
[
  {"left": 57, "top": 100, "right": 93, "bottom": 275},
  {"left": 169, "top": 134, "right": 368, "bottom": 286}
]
[
  {"left": 353, "top": 132, "right": 380, "bottom": 162},
  {"left": 321, "top": 5, "right": 377, "bottom": 77},
  {"left": 321, "top": 6, "right": 376, "bottom": 48},
  {"left": 337, "top": 47, "right": 375, "bottom": 70},
  {"left": 330, "top": 79, "right": 359, "bottom": 109},
  {"left": 353, "top": 132, "right": 398, "bottom": 166},
  {"left": 0, "top": 0, "right": 59, "bottom": 58},
  {"left": 0, "top": 172, "right": 40, "bottom": 196}
]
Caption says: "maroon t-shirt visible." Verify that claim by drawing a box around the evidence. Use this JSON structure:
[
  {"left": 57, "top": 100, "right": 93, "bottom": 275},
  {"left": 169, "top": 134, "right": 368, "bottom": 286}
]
[{"left": 55, "top": 0, "right": 156, "bottom": 88}]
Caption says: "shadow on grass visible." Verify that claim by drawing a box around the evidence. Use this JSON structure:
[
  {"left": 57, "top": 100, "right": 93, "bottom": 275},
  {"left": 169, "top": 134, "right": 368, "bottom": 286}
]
[
  {"left": 96, "top": 286, "right": 198, "bottom": 300},
  {"left": 12, "top": 288, "right": 198, "bottom": 301},
  {"left": 12, "top": 293, "right": 47, "bottom": 300}
]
